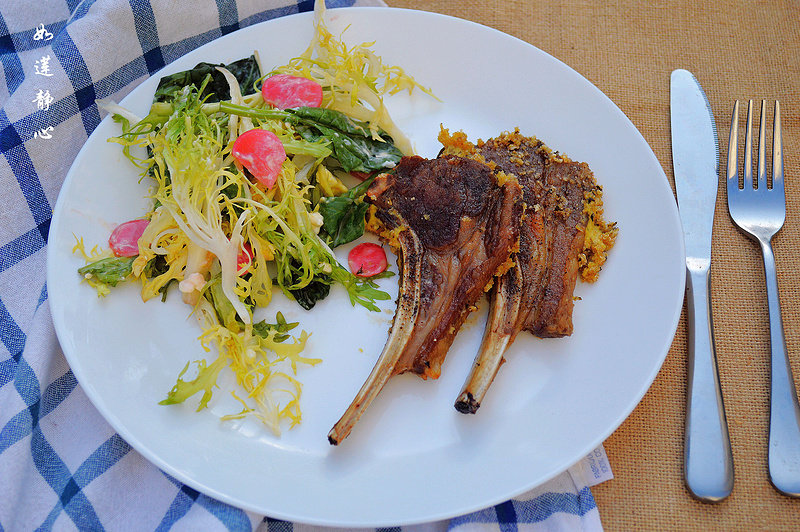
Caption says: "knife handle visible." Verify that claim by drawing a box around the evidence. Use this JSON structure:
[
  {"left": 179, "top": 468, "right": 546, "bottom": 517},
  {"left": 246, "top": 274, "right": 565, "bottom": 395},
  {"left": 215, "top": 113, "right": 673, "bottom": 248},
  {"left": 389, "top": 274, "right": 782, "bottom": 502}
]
[{"left": 684, "top": 263, "right": 734, "bottom": 502}]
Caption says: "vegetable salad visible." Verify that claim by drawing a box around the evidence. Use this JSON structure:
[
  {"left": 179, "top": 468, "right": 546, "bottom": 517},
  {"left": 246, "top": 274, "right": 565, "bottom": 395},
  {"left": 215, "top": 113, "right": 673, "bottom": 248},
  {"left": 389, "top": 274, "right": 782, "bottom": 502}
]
[{"left": 75, "top": 1, "right": 431, "bottom": 434}]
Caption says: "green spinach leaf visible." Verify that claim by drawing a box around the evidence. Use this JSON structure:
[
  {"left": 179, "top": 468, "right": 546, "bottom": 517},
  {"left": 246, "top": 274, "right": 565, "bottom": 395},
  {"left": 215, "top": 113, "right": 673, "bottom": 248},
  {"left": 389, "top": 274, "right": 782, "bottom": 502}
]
[
  {"left": 154, "top": 56, "right": 261, "bottom": 103},
  {"left": 319, "top": 176, "right": 375, "bottom": 248},
  {"left": 288, "top": 274, "right": 332, "bottom": 311},
  {"left": 287, "top": 107, "right": 403, "bottom": 173},
  {"left": 215, "top": 103, "right": 404, "bottom": 173}
]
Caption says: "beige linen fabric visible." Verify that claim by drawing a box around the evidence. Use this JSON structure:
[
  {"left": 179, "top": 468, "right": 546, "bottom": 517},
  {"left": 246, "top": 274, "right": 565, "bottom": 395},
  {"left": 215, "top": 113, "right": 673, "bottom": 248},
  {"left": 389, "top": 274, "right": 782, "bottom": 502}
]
[{"left": 390, "top": 1, "right": 800, "bottom": 529}]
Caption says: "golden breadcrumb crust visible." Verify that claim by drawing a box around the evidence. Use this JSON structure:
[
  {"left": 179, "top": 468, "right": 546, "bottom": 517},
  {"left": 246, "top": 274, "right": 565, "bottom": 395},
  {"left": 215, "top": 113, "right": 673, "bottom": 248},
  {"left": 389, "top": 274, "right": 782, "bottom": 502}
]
[{"left": 439, "top": 125, "right": 617, "bottom": 284}]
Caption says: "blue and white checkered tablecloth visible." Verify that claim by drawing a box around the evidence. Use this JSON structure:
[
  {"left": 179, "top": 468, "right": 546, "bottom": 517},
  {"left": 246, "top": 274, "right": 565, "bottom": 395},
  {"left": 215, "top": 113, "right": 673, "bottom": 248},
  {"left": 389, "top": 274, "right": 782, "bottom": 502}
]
[{"left": 0, "top": 1, "right": 610, "bottom": 530}]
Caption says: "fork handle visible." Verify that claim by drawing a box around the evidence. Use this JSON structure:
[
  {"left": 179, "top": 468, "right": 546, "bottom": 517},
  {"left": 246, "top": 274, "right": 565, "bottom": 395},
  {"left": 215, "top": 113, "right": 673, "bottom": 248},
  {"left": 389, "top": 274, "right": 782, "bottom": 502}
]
[
  {"left": 760, "top": 238, "right": 800, "bottom": 497},
  {"left": 684, "top": 264, "right": 734, "bottom": 502}
]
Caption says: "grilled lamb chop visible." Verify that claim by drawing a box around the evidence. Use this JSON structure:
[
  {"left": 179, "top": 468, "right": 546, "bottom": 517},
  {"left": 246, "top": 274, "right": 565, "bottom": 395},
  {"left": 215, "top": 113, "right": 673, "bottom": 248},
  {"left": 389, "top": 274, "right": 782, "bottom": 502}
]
[
  {"left": 455, "top": 131, "right": 609, "bottom": 414},
  {"left": 328, "top": 155, "right": 523, "bottom": 445}
]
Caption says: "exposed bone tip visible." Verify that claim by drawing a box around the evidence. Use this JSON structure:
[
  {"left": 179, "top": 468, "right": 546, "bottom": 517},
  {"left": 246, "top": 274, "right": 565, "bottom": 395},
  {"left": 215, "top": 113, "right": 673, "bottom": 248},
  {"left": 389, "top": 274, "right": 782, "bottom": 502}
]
[
  {"left": 454, "top": 392, "right": 479, "bottom": 414},
  {"left": 328, "top": 422, "right": 353, "bottom": 445}
]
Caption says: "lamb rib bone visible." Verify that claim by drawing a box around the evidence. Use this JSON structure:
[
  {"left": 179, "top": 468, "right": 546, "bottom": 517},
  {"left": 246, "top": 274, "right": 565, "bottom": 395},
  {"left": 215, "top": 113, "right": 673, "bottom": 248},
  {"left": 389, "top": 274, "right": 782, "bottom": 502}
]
[
  {"left": 454, "top": 260, "right": 522, "bottom": 413},
  {"left": 328, "top": 155, "right": 522, "bottom": 445},
  {"left": 327, "top": 225, "right": 421, "bottom": 445}
]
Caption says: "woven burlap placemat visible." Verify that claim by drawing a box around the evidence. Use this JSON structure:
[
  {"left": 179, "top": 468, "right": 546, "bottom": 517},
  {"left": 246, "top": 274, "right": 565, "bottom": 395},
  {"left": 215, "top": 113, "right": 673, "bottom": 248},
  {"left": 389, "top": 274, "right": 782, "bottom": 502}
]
[{"left": 390, "top": 1, "right": 800, "bottom": 529}]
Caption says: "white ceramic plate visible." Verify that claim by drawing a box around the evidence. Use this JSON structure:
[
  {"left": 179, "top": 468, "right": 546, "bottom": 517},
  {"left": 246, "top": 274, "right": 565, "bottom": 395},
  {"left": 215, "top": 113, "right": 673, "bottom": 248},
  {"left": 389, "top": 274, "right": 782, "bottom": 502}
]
[{"left": 48, "top": 7, "right": 685, "bottom": 527}]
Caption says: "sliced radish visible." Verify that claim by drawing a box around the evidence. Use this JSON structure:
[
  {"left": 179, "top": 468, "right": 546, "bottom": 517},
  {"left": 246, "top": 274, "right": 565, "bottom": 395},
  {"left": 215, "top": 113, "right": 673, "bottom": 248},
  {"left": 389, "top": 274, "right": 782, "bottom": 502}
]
[
  {"left": 237, "top": 242, "right": 253, "bottom": 275},
  {"left": 231, "top": 129, "right": 286, "bottom": 189},
  {"left": 108, "top": 219, "right": 149, "bottom": 257},
  {"left": 261, "top": 74, "right": 323, "bottom": 110},
  {"left": 348, "top": 243, "right": 388, "bottom": 277}
]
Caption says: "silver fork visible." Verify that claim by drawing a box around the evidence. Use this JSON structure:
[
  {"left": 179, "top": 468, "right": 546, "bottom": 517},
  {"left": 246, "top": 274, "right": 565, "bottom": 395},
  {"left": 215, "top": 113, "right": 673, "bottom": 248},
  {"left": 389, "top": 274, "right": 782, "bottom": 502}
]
[{"left": 727, "top": 99, "right": 800, "bottom": 497}]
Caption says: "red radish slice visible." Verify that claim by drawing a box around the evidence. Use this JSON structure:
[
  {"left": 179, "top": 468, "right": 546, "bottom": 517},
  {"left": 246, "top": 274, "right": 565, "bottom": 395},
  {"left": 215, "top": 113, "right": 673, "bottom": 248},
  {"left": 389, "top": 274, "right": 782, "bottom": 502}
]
[
  {"left": 348, "top": 243, "right": 388, "bottom": 278},
  {"left": 108, "top": 219, "right": 149, "bottom": 257},
  {"left": 237, "top": 242, "right": 253, "bottom": 275},
  {"left": 261, "top": 74, "right": 323, "bottom": 110},
  {"left": 231, "top": 129, "right": 286, "bottom": 189}
]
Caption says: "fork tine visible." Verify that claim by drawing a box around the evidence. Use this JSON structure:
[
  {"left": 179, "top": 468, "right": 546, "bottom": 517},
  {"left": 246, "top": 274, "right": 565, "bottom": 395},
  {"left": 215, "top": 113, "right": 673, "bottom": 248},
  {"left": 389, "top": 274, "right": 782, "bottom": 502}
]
[
  {"left": 772, "top": 100, "right": 784, "bottom": 194},
  {"left": 744, "top": 100, "right": 754, "bottom": 189},
  {"left": 727, "top": 100, "right": 740, "bottom": 195},
  {"left": 758, "top": 100, "right": 768, "bottom": 190}
]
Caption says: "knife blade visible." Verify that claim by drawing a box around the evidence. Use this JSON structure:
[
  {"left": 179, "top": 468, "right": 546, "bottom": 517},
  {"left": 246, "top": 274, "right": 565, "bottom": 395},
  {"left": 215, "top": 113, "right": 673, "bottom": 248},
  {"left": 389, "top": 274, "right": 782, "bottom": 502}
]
[{"left": 670, "top": 69, "right": 734, "bottom": 502}]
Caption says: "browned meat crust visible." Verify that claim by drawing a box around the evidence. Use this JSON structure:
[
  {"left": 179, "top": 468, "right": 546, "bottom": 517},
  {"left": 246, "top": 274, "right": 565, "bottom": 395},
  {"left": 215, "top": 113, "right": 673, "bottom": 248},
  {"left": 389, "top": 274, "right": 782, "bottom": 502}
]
[
  {"left": 478, "top": 133, "right": 595, "bottom": 337},
  {"left": 454, "top": 129, "right": 614, "bottom": 414},
  {"left": 370, "top": 156, "right": 523, "bottom": 377},
  {"left": 328, "top": 155, "right": 522, "bottom": 444}
]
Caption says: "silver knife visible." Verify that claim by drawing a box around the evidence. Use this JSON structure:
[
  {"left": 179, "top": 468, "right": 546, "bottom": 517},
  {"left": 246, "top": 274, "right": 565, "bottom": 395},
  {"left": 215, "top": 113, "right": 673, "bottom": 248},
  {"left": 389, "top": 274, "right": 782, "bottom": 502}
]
[{"left": 670, "top": 69, "right": 734, "bottom": 502}]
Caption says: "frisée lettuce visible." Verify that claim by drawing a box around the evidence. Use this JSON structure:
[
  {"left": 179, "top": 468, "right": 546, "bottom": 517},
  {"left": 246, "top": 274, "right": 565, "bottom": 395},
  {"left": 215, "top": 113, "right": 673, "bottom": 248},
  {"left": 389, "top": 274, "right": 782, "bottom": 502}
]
[{"left": 76, "top": 0, "right": 431, "bottom": 435}]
